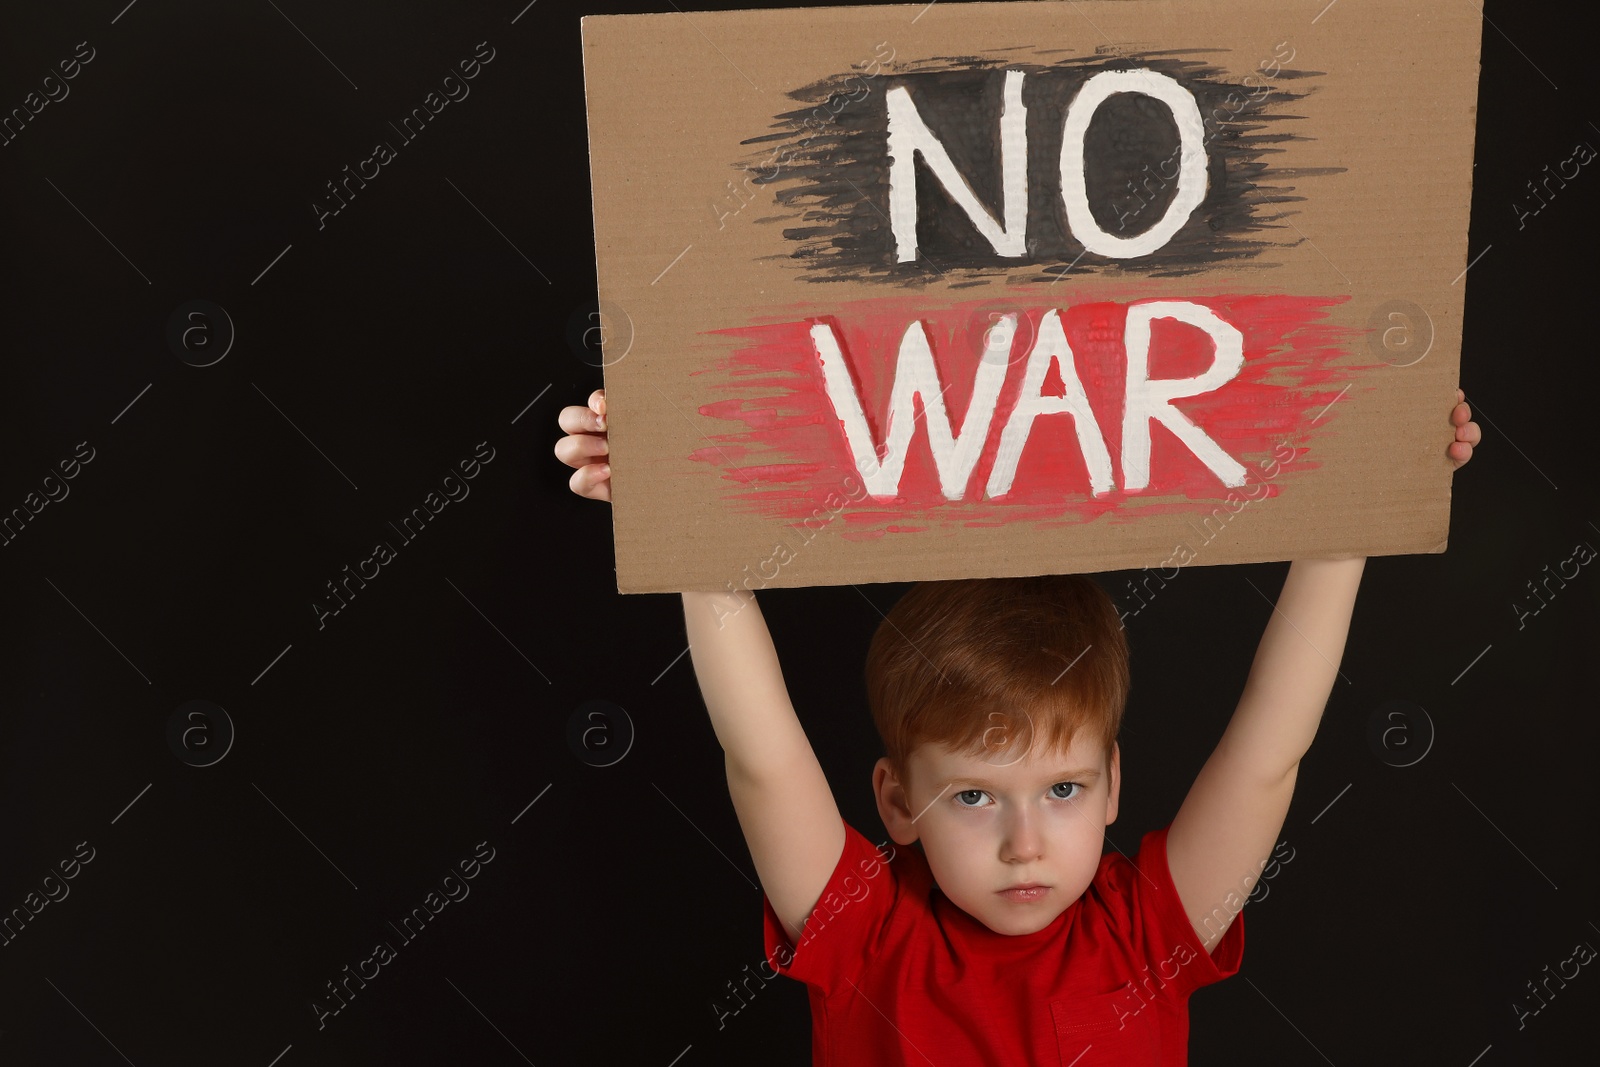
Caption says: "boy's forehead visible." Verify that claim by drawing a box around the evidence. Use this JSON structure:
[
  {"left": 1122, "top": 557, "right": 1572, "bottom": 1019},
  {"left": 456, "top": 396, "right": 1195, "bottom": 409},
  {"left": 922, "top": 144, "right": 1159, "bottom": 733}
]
[{"left": 912, "top": 730, "right": 1108, "bottom": 777}]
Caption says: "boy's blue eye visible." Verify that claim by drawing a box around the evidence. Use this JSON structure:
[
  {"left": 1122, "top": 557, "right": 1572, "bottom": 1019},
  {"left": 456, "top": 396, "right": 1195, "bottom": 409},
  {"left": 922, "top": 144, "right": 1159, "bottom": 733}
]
[{"left": 952, "top": 784, "right": 1081, "bottom": 806}]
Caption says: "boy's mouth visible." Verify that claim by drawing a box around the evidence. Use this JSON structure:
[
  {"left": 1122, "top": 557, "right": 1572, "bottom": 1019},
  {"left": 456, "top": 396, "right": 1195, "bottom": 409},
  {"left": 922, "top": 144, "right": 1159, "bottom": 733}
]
[{"left": 997, "top": 884, "right": 1049, "bottom": 902}]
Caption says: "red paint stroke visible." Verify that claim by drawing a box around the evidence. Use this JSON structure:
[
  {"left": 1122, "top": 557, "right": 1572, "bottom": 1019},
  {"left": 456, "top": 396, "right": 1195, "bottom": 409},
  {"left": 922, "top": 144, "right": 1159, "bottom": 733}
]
[{"left": 691, "top": 287, "right": 1375, "bottom": 541}]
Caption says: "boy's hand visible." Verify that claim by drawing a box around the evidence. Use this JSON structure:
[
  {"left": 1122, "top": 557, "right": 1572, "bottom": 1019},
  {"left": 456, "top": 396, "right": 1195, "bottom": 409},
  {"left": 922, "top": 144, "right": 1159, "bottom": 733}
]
[
  {"left": 554, "top": 388, "right": 611, "bottom": 502},
  {"left": 1449, "top": 388, "right": 1481, "bottom": 469}
]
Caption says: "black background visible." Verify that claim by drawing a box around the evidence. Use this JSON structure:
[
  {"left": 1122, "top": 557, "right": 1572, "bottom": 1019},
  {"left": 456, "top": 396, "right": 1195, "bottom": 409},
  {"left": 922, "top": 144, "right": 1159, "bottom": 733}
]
[{"left": 0, "top": 2, "right": 1594, "bottom": 1065}]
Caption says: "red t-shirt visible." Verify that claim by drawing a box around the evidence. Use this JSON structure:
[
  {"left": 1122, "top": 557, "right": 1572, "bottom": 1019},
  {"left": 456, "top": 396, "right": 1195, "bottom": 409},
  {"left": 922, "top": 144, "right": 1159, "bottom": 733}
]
[{"left": 760, "top": 817, "right": 1243, "bottom": 1066}]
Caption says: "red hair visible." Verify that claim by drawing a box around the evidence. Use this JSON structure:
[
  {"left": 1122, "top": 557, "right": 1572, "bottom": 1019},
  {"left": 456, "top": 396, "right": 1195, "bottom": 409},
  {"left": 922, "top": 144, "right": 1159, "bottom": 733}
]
[{"left": 864, "top": 574, "right": 1129, "bottom": 791}]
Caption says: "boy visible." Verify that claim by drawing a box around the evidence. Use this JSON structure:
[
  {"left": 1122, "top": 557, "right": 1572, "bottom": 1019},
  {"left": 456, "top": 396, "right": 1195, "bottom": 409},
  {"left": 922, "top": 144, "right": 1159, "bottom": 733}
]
[{"left": 555, "top": 388, "right": 1480, "bottom": 1064}]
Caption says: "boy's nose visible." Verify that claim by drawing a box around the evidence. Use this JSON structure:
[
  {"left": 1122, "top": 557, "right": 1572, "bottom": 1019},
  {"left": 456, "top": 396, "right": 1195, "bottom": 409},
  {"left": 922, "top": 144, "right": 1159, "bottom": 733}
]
[{"left": 1000, "top": 811, "right": 1043, "bottom": 863}]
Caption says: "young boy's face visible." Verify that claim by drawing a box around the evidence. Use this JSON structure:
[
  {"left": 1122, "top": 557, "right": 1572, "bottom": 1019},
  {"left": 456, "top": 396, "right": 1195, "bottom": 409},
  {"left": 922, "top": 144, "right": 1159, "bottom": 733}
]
[{"left": 873, "top": 726, "right": 1120, "bottom": 936}]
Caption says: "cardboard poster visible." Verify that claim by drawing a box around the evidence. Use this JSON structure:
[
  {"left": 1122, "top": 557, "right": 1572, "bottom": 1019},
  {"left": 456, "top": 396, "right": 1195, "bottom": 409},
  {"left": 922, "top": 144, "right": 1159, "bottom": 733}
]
[{"left": 579, "top": 0, "right": 1484, "bottom": 594}]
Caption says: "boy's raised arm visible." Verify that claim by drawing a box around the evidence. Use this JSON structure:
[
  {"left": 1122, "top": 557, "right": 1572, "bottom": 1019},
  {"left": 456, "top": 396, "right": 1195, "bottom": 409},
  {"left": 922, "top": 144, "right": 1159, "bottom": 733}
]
[
  {"left": 1165, "top": 556, "right": 1366, "bottom": 953},
  {"left": 555, "top": 391, "right": 845, "bottom": 944},
  {"left": 681, "top": 589, "right": 846, "bottom": 945}
]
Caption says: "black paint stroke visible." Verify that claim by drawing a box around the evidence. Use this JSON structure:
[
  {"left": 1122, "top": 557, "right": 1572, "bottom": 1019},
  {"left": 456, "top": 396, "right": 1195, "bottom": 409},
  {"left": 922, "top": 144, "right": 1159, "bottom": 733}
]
[{"left": 734, "top": 49, "right": 1344, "bottom": 286}]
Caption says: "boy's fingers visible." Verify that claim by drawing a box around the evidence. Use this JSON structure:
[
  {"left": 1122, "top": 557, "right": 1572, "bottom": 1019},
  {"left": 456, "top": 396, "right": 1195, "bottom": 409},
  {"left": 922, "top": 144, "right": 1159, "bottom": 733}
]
[
  {"left": 1456, "top": 420, "right": 1481, "bottom": 445},
  {"left": 553, "top": 431, "right": 609, "bottom": 469},
  {"left": 1450, "top": 401, "right": 1471, "bottom": 426},
  {"left": 558, "top": 403, "right": 608, "bottom": 436},
  {"left": 590, "top": 388, "right": 607, "bottom": 419},
  {"left": 569, "top": 461, "right": 612, "bottom": 502},
  {"left": 556, "top": 404, "right": 585, "bottom": 434}
]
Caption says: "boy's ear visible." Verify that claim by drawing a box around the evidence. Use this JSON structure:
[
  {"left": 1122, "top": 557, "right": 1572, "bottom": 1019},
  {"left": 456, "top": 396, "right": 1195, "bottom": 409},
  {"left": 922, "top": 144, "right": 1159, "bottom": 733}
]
[
  {"left": 873, "top": 757, "right": 922, "bottom": 846},
  {"left": 1104, "top": 741, "right": 1121, "bottom": 827}
]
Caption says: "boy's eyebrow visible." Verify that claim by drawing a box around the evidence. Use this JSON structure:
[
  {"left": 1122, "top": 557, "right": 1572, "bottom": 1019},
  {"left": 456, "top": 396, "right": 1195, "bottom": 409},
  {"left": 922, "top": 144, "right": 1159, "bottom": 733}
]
[{"left": 945, "top": 768, "right": 1103, "bottom": 789}]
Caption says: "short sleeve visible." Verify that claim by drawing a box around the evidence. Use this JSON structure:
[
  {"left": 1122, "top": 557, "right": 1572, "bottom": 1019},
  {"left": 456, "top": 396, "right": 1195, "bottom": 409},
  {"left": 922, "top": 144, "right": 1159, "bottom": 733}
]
[
  {"left": 760, "top": 817, "right": 898, "bottom": 996},
  {"left": 1127, "top": 824, "right": 1245, "bottom": 998}
]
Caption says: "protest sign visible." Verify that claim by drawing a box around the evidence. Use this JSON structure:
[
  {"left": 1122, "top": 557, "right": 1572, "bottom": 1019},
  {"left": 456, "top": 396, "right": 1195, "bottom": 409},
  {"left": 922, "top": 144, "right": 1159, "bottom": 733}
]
[{"left": 579, "top": 0, "right": 1483, "bottom": 594}]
